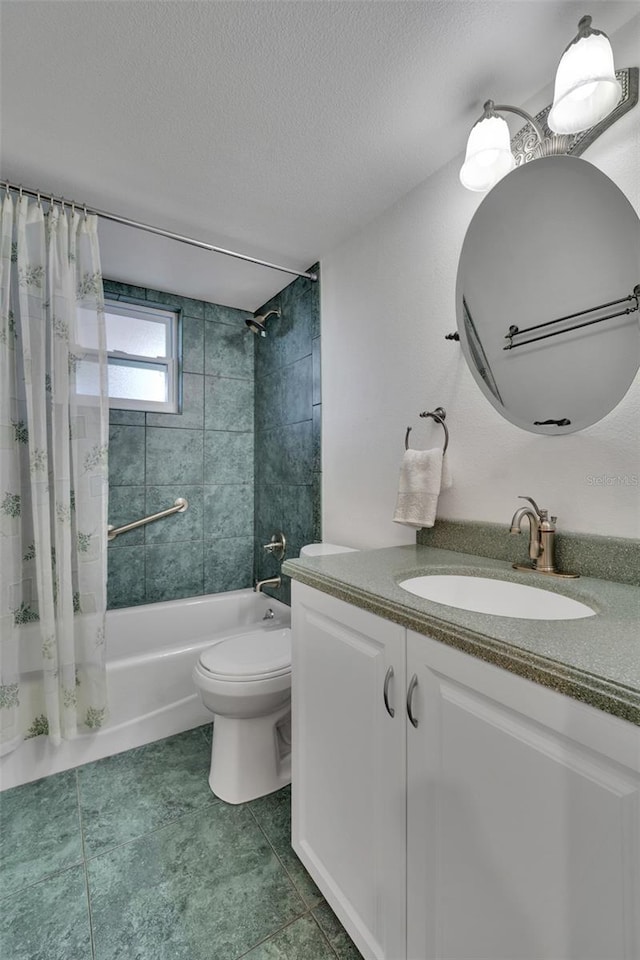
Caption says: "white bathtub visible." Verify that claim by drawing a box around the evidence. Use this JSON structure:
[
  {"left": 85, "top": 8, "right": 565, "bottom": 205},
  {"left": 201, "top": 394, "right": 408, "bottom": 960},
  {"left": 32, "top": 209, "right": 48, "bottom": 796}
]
[{"left": 0, "top": 590, "right": 290, "bottom": 790}]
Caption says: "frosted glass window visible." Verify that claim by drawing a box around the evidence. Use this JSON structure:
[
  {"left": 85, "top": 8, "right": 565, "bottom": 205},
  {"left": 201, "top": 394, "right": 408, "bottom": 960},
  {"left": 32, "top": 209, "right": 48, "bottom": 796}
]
[
  {"left": 76, "top": 299, "right": 179, "bottom": 412},
  {"left": 76, "top": 358, "right": 167, "bottom": 403},
  {"left": 108, "top": 360, "right": 168, "bottom": 402},
  {"left": 105, "top": 312, "right": 168, "bottom": 357}
]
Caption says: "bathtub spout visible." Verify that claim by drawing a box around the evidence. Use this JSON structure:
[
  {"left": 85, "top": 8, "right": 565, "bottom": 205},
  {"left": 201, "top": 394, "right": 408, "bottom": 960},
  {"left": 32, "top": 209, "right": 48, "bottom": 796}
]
[{"left": 255, "top": 576, "right": 282, "bottom": 593}]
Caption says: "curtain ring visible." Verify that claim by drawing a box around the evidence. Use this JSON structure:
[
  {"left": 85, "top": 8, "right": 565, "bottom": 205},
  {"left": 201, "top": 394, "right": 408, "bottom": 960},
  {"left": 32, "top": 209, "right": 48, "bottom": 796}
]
[
  {"left": 71, "top": 201, "right": 76, "bottom": 217},
  {"left": 61, "top": 197, "right": 66, "bottom": 212},
  {"left": 19, "top": 185, "right": 23, "bottom": 198},
  {"left": 50, "top": 193, "right": 55, "bottom": 209},
  {"left": 83, "top": 203, "right": 88, "bottom": 221},
  {"left": 36, "top": 191, "right": 42, "bottom": 208},
  {"left": 4, "top": 182, "right": 9, "bottom": 198}
]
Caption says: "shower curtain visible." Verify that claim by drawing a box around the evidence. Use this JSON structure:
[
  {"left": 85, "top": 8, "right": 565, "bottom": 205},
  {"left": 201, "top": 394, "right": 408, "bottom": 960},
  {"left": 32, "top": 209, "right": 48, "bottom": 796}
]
[{"left": 0, "top": 193, "right": 109, "bottom": 755}]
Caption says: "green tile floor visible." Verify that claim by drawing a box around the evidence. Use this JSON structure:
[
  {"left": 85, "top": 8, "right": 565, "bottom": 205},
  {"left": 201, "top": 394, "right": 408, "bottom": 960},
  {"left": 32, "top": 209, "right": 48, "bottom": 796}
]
[{"left": 0, "top": 726, "right": 361, "bottom": 960}]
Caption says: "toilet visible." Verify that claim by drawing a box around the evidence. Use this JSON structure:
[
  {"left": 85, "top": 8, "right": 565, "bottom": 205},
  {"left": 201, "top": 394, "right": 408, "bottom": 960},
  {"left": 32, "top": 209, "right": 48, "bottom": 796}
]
[{"left": 193, "top": 542, "right": 357, "bottom": 804}]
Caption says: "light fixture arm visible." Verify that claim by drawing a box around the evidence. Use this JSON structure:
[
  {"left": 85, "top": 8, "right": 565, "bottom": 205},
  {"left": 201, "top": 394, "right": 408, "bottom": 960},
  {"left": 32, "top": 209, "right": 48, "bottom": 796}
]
[{"left": 480, "top": 100, "right": 545, "bottom": 143}]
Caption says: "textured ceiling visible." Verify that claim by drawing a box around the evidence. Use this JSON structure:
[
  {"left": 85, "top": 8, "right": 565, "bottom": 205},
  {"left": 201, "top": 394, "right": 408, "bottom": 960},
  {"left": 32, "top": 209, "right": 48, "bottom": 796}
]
[{"left": 1, "top": 1, "right": 637, "bottom": 309}]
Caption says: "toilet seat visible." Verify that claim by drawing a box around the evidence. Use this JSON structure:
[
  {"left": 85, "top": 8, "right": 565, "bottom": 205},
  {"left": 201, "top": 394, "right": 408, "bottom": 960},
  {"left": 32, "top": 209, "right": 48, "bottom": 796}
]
[{"left": 197, "top": 627, "right": 291, "bottom": 682}]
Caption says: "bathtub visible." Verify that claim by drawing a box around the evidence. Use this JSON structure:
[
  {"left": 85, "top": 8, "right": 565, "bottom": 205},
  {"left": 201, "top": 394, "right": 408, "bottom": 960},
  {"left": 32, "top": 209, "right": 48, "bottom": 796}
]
[{"left": 0, "top": 590, "right": 290, "bottom": 790}]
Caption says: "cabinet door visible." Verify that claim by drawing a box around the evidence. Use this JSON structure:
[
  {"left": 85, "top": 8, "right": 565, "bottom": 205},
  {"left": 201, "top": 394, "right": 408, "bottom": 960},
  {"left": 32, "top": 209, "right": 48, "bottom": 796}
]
[
  {"left": 407, "top": 630, "right": 640, "bottom": 960},
  {"left": 292, "top": 583, "right": 407, "bottom": 960}
]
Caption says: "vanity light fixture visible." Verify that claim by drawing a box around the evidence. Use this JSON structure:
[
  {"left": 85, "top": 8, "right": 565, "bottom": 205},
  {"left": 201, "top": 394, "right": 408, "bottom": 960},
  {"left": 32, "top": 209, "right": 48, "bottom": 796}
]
[
  {"left": 548, "top": 16, "right": 621, "bottom": 133},
  {"left": 459, "top": 15, "right": 637, "bottom": 192}
]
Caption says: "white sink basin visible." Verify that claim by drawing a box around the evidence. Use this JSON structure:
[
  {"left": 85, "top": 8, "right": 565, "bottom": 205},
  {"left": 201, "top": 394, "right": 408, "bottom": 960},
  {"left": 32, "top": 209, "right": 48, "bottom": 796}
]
[{"left": 398, "top": 574, "right": 596, "bottom": 620}]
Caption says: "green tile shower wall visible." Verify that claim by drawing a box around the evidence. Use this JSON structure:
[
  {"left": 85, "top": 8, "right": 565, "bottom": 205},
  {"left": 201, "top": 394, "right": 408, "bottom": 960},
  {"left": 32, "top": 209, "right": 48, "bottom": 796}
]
[
  {"left": 253, "top": 267, "right": 322, "bottom": 605},
  {"left": 105, "top": 280, "right": 255, "bottom": 609}
]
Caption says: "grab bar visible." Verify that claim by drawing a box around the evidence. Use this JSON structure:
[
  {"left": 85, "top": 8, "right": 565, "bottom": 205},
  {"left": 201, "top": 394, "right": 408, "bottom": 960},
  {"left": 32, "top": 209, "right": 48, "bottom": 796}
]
[{"left": 107, "top": 498, "right": 188, "bottom": 542}]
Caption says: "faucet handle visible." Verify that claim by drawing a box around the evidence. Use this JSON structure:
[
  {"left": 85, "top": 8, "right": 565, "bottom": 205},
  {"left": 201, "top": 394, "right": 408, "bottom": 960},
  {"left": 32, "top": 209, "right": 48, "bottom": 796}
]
[
  {"left": 518, "top": 495, "right": 547, "bottom": 520},
  {"left": 262, "top": 532, "right": 286, "bottom": 560}
]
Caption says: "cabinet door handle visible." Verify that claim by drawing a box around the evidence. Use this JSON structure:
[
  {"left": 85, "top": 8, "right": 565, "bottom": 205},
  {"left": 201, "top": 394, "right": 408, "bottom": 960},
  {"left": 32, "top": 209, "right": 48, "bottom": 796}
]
[
  {"left": 407, "top": 674, "right": 419, "bottom": 728},
  {"left": 383, "top": 666, "right": 395, "bottom": 718}
]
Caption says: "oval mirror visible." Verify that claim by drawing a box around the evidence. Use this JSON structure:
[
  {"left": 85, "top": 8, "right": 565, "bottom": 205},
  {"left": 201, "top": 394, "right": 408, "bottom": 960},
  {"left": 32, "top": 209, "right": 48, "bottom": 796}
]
[{"left": 455, "top": 155, "right": 640, "bottom": 434}]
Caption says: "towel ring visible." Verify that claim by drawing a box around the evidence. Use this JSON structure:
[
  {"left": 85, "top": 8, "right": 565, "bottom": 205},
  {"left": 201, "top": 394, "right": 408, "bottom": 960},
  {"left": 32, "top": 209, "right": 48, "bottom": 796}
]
[{"left": 405, "top": 407, "right": 449, "bottom": 453}]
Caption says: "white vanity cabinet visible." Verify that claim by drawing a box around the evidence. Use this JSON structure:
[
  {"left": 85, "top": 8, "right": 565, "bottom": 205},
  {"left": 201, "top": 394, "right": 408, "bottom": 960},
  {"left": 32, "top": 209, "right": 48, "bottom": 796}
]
[
  {"left": 292, "top": 582, "right": 640, "bottom": 960},
  {"left": 291, "top": 583, "right": 407, "bottom": 960},
  {"left": 407, "top": 630, "right": 640, "bottom": 960}
]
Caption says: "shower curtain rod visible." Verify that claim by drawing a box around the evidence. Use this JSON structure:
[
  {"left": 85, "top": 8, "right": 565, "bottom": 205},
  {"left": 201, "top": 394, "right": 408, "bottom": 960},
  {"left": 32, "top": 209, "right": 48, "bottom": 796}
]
[{"left": 1, "top": 180, "right": 318, "bottom": 282}]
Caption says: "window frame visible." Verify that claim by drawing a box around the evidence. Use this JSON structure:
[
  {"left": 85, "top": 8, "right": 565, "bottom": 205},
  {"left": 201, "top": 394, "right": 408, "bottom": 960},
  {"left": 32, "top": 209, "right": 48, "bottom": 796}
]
[{"left": 102, "top": 298, "right": 180, "bottom": 413}]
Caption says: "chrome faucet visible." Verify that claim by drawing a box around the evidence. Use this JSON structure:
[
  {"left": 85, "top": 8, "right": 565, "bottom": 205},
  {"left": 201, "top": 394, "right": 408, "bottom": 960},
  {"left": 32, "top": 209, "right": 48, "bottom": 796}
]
[
  {"left": 509, "top": 496, "right": 578, "bottom": 578},
  {"left": 255, "top": 576, "right": 282, "bottom": 593},
  {"left": 256, "top": 532, "right": 286, "bottom": 593}
]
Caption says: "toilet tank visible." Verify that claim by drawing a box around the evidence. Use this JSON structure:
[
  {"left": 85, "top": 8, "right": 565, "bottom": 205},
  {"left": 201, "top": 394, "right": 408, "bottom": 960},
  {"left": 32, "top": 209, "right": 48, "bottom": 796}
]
[{"left": 299, "top": 543, "right": 358, "bottom": 557}]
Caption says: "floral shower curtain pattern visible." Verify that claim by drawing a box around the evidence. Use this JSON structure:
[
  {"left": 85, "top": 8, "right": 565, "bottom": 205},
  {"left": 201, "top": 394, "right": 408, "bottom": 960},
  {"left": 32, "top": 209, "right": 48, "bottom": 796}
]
[{"left": 0, "top": 193, "right": 109, "bottom": 755}]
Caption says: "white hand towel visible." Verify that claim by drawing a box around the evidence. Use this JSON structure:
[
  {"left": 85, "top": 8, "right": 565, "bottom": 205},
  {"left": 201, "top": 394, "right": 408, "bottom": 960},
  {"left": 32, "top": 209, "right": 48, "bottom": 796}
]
[
  {"left": 393, "top": 448, "right": 452, "bottom": 528},
  {"left": 441, "top": 451, "right": 453, "bottom": 491}
]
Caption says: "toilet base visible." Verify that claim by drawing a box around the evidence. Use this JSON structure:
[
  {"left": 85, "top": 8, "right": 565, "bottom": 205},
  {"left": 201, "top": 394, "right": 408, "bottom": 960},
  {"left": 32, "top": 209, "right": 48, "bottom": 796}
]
[{"left": 208, "top": 702, "right": 292, "bottom": 804}]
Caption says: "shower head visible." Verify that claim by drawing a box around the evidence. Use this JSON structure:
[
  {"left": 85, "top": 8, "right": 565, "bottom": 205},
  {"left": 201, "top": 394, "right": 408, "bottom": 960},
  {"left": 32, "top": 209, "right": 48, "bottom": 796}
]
[{"left": 246, "top": 308, "right": 280, "bottom": 337}]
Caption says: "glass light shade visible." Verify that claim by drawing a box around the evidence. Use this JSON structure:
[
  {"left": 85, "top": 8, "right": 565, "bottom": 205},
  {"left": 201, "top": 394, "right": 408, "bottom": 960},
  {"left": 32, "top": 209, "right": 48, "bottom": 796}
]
[
  {"left": 548, "top": 32, "right": 621, "bottom": 134},
  {"left": 459, "top": 115, "right": 516, "bottom": 192}
]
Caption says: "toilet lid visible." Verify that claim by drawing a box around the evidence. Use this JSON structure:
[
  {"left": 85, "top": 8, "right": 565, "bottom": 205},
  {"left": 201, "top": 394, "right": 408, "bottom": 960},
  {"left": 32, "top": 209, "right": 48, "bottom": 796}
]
[{"left": 198, "top": 627, "right": 291, "bottom": 681}]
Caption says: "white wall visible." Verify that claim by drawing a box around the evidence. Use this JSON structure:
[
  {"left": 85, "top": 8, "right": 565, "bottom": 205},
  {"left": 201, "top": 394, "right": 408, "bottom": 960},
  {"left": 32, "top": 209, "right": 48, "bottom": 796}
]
[{"left": 321, "top": 21, "right": 640, "bottom": 546}]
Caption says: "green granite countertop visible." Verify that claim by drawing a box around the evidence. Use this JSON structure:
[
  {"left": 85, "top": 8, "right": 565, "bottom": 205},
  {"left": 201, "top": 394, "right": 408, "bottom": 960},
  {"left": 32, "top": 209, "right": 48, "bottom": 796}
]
[{"left": 283, "top": 544, "right": 640, "bottom": 726}]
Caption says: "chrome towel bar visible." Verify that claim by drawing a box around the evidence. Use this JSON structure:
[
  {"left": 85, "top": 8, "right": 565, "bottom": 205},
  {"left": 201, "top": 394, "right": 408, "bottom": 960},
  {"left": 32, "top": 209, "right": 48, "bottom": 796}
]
[
  {"left": 503, "top": 284, "right": 640, "bottom": 351},
  {"left": 107, "top": 498, "right": 188, "bottom": 542}
]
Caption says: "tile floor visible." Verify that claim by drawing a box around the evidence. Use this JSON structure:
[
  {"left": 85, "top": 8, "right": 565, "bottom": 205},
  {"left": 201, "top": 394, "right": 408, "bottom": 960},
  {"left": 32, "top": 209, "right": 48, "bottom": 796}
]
[{"left": 0, "top": 725, "right": 361, "bottom": 960}]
